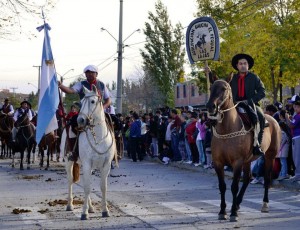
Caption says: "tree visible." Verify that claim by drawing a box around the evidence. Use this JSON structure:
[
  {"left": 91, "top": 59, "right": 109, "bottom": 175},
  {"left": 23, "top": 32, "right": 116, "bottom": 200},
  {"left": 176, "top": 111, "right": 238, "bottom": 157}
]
[
  {"left": 141, "top": 0, "right": 185, "bottom": 107},
  {"left": 0, "top": 0, "right": 56, "bottom": 39},
  {"left": 195, "top": 0, "right": 300, "bottom": 102}
]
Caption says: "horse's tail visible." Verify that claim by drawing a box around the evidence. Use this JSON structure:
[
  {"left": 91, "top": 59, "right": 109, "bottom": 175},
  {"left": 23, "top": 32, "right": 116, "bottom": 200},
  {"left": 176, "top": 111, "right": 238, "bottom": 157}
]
[{"left": 73, "top": 162, "right": 80, "bottom": 183}]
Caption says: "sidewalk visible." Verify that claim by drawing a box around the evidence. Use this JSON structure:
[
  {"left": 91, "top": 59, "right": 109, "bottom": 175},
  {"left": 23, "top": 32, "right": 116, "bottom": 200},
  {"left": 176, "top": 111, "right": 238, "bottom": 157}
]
[{"left": 146, "top": 155, "right": 300, "bottom": 191}]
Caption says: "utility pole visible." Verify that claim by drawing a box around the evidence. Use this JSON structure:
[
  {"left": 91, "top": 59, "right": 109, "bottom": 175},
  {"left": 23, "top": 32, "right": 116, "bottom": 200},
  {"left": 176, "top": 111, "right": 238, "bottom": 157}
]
[
  {"left": 10, "top": 87, "right": 18, "bottom": 97},
  {"left": 33, "top": 65, "right": 41, "bottom": 94},
  {"left": 116, "top": 0, "right": 123, "bottom": 114}
]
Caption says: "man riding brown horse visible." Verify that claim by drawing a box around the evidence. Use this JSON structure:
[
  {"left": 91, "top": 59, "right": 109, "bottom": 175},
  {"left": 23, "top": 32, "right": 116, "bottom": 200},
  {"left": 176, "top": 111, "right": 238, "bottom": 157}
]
[{"left": 206, "top": 53, "right": 265, "bottom": 157}]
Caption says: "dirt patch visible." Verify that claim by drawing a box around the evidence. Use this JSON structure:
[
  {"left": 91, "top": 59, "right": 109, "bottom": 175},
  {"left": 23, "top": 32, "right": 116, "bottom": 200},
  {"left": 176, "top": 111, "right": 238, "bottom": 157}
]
[
  {"left": 47, "top": 199, "right": 83, "bottom": 206},
  {"left": 38, "top": 209, "right": 49, "bottom": 214},
  {"left": 21, "top": 175, "right": 44, "bottom": 180},
  {"left": 12, "top": 208, "right": 31, "bottom": 214}
]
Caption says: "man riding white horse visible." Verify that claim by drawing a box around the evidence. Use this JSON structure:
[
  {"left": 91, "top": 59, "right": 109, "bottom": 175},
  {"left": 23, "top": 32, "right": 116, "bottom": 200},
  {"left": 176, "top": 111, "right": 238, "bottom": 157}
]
[{"left": 58, "top": 65, "right": 112, "bottom": 161}]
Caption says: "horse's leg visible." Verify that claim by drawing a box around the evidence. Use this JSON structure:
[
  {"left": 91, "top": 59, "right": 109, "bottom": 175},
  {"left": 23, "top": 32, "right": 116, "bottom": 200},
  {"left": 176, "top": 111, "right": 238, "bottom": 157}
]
[
  {"left": 27, "top": 148, "right": 31, "bottom": 170},
  {"left": 100, "top": 160, "right": 112, "bottom": 217},
  {"left": 20, "top": 151, "right": 24, "bottom": 170},
  {"left": 214, "top": 165, "right": 227, "bottom": 220},
  {"left": 261, "top": 157, "right": 274, "bottom": 213},
  {"left": 81, "top": 162, "right": 92, "bottom": 220},
  {"left": 46, "top": 147, "right": 50, "bottom": 170},
  {"left": 66, "top": 160, "right": 75, "bottom": 211},
  {"left": 236, "top": 163, "right": 251, "bottom": 210},
  {"left": 230, "top": 167, "right": 242, "bottom": 222},
  {"left": 39, "top": 148, "right": 44, "bottom": 168},
  {"left": 11, "top": 151, "right": 15, "bottom": 168}
]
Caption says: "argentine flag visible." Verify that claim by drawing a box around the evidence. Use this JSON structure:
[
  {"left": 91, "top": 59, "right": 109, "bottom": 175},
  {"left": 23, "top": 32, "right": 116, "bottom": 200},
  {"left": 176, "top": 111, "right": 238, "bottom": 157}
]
[{"left": 36, "top": 22, "right": 59, "bottom": 144}]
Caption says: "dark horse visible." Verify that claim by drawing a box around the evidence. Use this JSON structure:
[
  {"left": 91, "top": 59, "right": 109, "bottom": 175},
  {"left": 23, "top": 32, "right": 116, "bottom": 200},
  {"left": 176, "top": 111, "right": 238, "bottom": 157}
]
[
  {"left": 39, "top": 131, "right": 56, "bottom": 170},
  {"left": 206, "top": 79, "right": 281, "bottom": 222},
  {"left": 11, "top": 113, "right": 36, "bottom": 170},
  {"left": 0, "top": 114, "right": 14, "bottom": 158}
]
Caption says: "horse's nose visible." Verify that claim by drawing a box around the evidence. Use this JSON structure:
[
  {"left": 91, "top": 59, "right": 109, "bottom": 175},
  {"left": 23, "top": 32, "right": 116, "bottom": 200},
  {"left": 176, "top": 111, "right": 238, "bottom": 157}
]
[
  {"left": 206, "top": 101, "right": 216, "bottom": 113},
  {"left": 77, "top": 117, "right": 85, "bottom": 126}
]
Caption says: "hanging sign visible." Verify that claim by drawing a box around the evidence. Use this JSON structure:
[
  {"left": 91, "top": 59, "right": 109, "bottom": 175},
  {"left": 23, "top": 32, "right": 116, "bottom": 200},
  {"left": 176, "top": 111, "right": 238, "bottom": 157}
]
[{"left": 186, "top": 17, "right": 220, "bottom": 64}]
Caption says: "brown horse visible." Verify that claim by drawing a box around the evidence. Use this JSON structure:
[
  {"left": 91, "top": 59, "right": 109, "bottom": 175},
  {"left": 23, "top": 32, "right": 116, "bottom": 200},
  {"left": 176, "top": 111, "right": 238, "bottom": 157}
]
[
  {"left": 39, "top": 131, "right": 56, "bottom": 170},
  {"left": 206, "top": 79, "right": 281, "bottom": 222},
  {"left": 0, "top": 114, "right": 14, "bottom": 158}
]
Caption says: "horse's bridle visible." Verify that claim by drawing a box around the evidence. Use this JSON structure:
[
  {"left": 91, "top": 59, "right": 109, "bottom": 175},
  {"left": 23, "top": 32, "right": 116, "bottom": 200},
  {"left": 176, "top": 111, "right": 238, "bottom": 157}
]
[
  {"left": 207, "top": 81, "right": 253, "bottom": 138},
  {"left": 78, "top": 94, "right": 114, "bottom": 155},
  {"left": 207, "top": 80, "right": 239, "bottom": 123}
]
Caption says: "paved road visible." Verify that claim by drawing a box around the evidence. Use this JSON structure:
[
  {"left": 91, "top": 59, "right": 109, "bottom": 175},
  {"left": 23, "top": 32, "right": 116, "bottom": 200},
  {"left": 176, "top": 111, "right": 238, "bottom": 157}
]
[{"left": 0, "top": 154, "right": 300, "bottom": 230}]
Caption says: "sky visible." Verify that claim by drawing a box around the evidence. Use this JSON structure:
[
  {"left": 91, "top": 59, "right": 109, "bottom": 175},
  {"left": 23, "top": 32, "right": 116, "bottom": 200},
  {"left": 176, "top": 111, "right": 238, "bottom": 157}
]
[{"left": 0, "top": 0, "right": 198, "bottom": 95}]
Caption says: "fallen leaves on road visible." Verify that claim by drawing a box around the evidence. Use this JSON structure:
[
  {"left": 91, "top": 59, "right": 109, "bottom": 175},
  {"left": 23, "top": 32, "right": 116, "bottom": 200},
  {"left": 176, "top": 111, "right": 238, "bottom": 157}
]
[
  {"left": 21, "top": 175, "right": 43, "bottom": 180},
  {"left": 38, "top": 209, "right": 49, "bottom": 214},
  {"left": 47, "top": 199, "right": 83, "bottom": 206}
]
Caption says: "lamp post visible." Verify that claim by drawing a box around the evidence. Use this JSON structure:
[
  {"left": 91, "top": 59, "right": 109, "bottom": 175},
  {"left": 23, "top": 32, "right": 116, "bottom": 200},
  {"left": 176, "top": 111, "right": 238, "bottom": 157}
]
[
  {"left": 57, "top": 69, "right": 74, "bottom": 104},
  {"left": 28, "top": 82, "right": 38, "bottom": 90},
  {"left": 101, "top": 0, "right": 140, "bottom": 113},
  {"left": 57, "top": 69, "right": 74, "bottom": 83}
]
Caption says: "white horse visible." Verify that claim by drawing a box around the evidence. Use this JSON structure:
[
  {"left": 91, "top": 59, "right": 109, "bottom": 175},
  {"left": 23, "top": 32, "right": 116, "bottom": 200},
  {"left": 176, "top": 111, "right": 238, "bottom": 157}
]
[{"left": 62, "top": 85, "right": 117, "bottom": 220}]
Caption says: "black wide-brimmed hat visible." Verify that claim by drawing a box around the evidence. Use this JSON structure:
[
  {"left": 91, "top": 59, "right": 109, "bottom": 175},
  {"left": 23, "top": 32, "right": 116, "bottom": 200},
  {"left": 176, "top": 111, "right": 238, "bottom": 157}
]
[
  {"left": 231, "top": 53, "right": 254, "bottom": 70},
  {"left": 20, "top": 100, "right": 31, "bottom": 108}
]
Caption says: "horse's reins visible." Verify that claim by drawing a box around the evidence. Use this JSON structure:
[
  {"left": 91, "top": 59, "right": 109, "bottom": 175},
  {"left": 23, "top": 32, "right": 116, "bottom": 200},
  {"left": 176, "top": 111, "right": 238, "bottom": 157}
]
[
  {"left": 79, "top": 94, "right": 114, "bottom": 155},
  {"left": 208, "top": 81, "right": 253, "bottom": 139}
]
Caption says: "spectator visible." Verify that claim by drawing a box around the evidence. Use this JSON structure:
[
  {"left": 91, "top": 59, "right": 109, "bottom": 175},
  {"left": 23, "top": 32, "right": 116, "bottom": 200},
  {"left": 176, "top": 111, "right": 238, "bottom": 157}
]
[
  {"left": 183, "top": 111, "right": 193, "bottom": 164},
  {"left": 285, "top": 98, "right": 300, "bottom": 182},
  {"left": 196, "top": 112, "right": 207, "bottom": 166},
  {"left": 170, "top": 109, "right": 182, "bottom": 161},
  {"left": 178, "top": 114, "right": 187, "bottom": 163},
  {"left": 276, "top": 121, "right": 291, "bottom": 181},
  {"left": 159, "top": 142, "right": 172, "bottom": 165},
  {"left": 185, "top": 112, "right": 199, "bottom": 166},
  {"left": 250, "top": 156, "right": 265, "bottom": 184},
  {"left": 130, "top": 112, "right": 142, "bottom": 162},
  {"left": 165, "top": 115, "right": 174, "bottom": 156},
  {"left": 204, "top": 121, "right": 213, "bottom": 169}
]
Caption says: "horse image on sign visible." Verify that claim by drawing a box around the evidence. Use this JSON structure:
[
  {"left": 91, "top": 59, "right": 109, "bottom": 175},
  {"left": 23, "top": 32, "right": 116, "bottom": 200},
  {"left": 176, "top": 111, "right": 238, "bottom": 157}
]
[{"left": 186, "top": 17, "right": 220, "bottom": 64}]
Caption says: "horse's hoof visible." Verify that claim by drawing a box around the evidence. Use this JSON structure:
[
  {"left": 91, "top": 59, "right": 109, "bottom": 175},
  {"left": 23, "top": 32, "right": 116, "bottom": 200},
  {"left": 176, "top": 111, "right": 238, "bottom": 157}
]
[
  {"left": 230, "top": 215, "right": 239, "bottom": 222},
  {"left": 20, "top": 166, "right": 24, "bottom": 170},
  {"left": 27, "top": 166, "right": 30, "bottom": 170},
  {"left": 102, "top": 211, "right": 110, "bottom": 217},
  {"left": 45, "top": 167, "right": 48, "bottom": 171},
  {"left": 261, "top": 202, "right": 269, "bottom": 213},
  {"left": 12, "top": 164, "right": 15, "bottom": 168},
  {"left": 218, "top": 214, "right": 227, "bottom": 220},
  {"left": 66, "top": 205, "right": 74, "bottom": 211},
  {"left": 81, "top": 214, "right": 89, "bottom": 220},
  {"left": 88, "top": 207, "right": 95, "bottom": 213}
]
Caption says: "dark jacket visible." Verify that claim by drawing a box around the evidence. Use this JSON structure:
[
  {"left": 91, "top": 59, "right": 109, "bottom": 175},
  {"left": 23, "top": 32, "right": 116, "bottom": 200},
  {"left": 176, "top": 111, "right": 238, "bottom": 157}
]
[{"left": 230, "top": 72, "right": 265, "bottom": 105}]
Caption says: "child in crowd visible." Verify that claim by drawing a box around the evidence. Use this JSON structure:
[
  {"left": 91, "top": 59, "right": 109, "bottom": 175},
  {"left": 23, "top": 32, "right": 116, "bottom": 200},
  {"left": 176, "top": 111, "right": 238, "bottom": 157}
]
[
  {"left": 277, "top": 121, "right": 291, "bottom": 180},
  {"left": 159, "top": 142, "right": 172, "bottom": 165}
]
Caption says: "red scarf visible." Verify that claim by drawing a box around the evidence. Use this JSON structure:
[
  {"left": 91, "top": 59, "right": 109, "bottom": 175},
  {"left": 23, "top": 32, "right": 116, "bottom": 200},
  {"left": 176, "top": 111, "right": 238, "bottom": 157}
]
[
  {"left": 238, "top": 73, "right": 246, "bottom": 98},
  {"left": 87, "top": 79, "right": 102, "bottom": 98}
]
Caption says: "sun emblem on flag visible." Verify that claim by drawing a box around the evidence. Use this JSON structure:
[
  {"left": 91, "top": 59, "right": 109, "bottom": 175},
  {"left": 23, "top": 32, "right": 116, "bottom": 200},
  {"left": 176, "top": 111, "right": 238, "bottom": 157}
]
[{"left": 45, "top": 60, "right": 54, "bottom": 66}]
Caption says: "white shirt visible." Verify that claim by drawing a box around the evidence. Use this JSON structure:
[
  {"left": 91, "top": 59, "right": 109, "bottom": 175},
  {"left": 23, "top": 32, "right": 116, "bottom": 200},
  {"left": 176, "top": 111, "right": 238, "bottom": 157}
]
[
  {"left": 72, "top": 81, "right": 111, "bottom": 100},
  {"left": 13, "top": 108, "right": 33, "bottom": 122}
]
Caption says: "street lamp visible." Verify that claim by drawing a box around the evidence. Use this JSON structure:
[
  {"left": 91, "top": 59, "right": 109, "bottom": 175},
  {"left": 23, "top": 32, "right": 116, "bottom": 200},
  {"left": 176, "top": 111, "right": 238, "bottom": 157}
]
[
  {"left": 101, "top": 23, "right": 140, "bottom": 114},
  {"left": 28, "top": 82, "right": 38, "bottom": 89},
  {"left": 57, "top": 69, "right": 74, "bottom": 83}
]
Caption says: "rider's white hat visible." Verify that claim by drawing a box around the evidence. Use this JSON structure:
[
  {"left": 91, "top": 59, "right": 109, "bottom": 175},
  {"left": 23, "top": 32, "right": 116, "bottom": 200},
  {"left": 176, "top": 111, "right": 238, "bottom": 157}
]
[{"left": 83, "top": 65, "right": 98, "bottom": 73}]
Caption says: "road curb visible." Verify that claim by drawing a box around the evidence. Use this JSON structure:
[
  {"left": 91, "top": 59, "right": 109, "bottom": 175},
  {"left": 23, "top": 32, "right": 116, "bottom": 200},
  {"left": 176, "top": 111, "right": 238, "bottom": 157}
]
[{"left": 146, "top": 156, "right": 300, "bottom": 191}]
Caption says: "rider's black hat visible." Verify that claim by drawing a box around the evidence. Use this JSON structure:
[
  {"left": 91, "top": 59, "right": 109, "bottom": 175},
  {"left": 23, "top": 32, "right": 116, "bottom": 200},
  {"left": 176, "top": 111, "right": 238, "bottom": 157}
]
[
  {"left": 231, "top": 53, "right": 254, "bottom": 70},
  {"left": 20, "top": 100, "right": 31, "bottom": 108}
]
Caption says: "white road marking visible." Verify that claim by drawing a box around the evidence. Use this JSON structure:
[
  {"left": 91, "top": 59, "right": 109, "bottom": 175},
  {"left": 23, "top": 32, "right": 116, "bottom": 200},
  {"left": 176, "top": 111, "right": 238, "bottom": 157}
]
[
  {"left": 159, "top": 202, "right": 215, "bottom": 218},
  {"left": 245, "top": 198, "right": 300, "bottom": 213}
]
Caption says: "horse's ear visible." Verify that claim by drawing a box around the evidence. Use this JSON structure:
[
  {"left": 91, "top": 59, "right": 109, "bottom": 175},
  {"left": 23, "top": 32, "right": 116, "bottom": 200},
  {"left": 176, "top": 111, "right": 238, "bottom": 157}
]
[
  {"left": 92, "top": 85, "right": 98, "bottom": 94},
  {"left": 225, "top": 72, "right": 234, "bottom": 83},
  {"left": 209, "top": 71, "right": 219, "bottom": 84},
  {"left": 83, "top": 86, "right": 89, "bottom": 94}
]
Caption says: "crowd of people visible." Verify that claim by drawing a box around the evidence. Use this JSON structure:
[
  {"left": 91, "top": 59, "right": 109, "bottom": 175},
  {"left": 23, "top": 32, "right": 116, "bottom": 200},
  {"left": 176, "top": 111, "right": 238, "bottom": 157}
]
[{"left": 118, "top": 94, "right": 300, "bottom": 184}]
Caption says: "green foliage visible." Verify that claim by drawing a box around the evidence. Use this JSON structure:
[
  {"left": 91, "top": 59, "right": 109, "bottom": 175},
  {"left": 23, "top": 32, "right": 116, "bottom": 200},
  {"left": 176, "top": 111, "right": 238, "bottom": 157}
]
[
  {"left": 140, "top": 0, "right": 185, "bottom": 107},
  {"left": 195, "top": 0, "right": 300, "bottom": 102}
]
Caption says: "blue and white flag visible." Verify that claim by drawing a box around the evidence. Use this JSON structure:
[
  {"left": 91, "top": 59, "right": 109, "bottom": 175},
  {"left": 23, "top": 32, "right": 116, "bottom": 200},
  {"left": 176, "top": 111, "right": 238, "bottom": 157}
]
[{"left": 36, "top": 22, "right": 59, "bottom": 144}]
